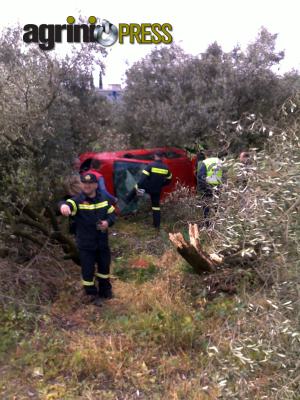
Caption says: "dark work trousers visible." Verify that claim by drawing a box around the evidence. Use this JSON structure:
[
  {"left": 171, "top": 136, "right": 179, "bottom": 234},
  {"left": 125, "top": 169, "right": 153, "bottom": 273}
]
[
  {"left": 126, "top": 188, "right": 137, "bottom": 204},
  {"left": 202, "top": 192, "right": 213, "bottom": 219},
  {"left": 200, "top": 188, "right": 220, "bottom": 227},
  {"left": 69, "top": 217, "right": 77, "bottom": 235},
  {"left": 126, "top": 189, "right": 161, "bottom": 228},
  {"left": 79, "top": 244, "right": 112, "bottom": 296},
  {"left": 150, "top": 192, "right": 161, "bottom": 228}
]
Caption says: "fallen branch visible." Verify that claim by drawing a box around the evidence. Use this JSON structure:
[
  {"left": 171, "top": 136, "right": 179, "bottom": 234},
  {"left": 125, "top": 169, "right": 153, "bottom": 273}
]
[
  {"left": 8, "top": 203, "right": 80, "bottom": 265},
  {"left": 169, "top": 224, "right": 219, "bottom": 274},
  {"left": 13, "top": 229, "right": 45, "bottom": 247},
  {"left": 169, "top": 224, "right": 258, "bottom": 275}
]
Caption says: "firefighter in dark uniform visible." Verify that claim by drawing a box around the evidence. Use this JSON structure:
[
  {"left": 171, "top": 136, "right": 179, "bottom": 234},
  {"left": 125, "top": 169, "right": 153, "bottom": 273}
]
[
  {"left": 59, "top": 173, "right": 116, "bottom": 305},
  {"left": 126, "top": 153, "right": 172, "bottom": 228}
]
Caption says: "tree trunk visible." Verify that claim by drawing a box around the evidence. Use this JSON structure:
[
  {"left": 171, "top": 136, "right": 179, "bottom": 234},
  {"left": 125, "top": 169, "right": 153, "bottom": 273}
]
[
  {"left": 7, "top": 203, "right": 80, "bottom": 265},
  {"left": 169, "top": 224, "right": 219, "bottom": 274},
  {"left": 169, "top": 223, "right": 258, "bottom": 275}
]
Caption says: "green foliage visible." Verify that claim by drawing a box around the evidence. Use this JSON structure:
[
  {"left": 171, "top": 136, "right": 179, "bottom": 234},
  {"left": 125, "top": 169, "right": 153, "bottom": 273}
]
[
  {"left": 0, "top": 306, "right": 35, "bottom": 357},
  {"left": 203, "top": 297, "right": 240, "bottom": 318},
  {"left": 113, "top": 262, "right": 158, "bottom": 283},
  {"left": 215, "top": 97, "right": 300, "bottom": 262},
  {"left": 113, "top": 309, "right": 202, "bottom": 351},
  {"left": 0, "top": 23, "right": 299, "bottom": 400},
  {"left": 118, "top": 28, "right": 298, "bottom": 151},
  {"left": 0, "top": 25, "right": 109, "bottom": 203},
  {"left": 0, "top": 25, "right": 120, "bottom": 262},
  {"left": 13, "top": 330, "right": 68, "bottom": 381}
]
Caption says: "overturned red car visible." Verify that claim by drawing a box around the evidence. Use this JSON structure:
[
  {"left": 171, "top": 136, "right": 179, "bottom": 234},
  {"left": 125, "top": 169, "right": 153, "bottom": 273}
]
[{"left": 79, "top": 147, "right": 196, "bottom": 213}]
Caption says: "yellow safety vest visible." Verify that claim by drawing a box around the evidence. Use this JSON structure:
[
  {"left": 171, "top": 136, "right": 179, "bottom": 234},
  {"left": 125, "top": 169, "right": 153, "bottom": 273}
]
[{"left": 203, "top": 157, "right": 223, "bottom": 186}]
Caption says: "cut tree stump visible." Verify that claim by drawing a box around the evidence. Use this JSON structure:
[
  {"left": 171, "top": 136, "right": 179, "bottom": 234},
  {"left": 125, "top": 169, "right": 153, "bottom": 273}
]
[
  {"left": 169, "top": 224, "right": 221, "bottom": 274},
  {"left": 169, "top": 223, "right": 258, "bottom": 275}
]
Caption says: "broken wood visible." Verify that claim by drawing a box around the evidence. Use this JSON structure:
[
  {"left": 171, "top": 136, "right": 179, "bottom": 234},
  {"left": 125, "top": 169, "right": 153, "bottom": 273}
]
[
  {"left": 169, "top": 223, "right": 258, "bottom": 275},
  {"left": 169, "top": 224, "right": 220, "bottom": 274}
]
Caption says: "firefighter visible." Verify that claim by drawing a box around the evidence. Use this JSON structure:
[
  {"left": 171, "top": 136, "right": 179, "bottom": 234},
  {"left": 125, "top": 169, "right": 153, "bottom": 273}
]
[
  {"left": 194, "top": 151, "right": 206, "bottom": 179},
  {"left": 59, "top": 173, "right": 116, "bottom": 306},
  {"left": 126, "top": 153, "right": 172, "bottom": 229},
  {"left": 197, "top": 150, "right": 223, "bottom": 225},
  {"left": 84, "top": 158, "right": 118, "bottom": 204}
]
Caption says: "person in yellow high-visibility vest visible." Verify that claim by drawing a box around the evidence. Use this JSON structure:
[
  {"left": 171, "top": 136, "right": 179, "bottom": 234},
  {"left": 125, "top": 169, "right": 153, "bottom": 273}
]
[{"left": 197, "top": 150, "right": 223, "bottom": 225}]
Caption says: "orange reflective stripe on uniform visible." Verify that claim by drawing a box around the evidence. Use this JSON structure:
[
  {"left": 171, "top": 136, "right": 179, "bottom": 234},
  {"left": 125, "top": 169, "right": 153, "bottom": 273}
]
[
  {"left": 107, "top": 205, "right": 115, "bottom": 214},
  {"left": 79, "top": 201, "right": 108, "bottom": 210},
  {"left": 142, "top": 169, "right": 150, "bottom": 176},
  {"left": 66, "top": 199, "right": 77, "bottom": 216},
  {"left": 151, "top": 167, "right": 169, "bottom": 175},
  {"left": 95, "top": 273, "right": 110, "bottom": 279}
]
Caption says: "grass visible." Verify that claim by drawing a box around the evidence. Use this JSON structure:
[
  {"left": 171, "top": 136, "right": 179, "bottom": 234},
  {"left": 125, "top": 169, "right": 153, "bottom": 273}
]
[
  {"left": 113, "top": 256, "right": 159, "bottom": 283},
  {"left": 0, "top": 306, "right": 36, "bottom": 359},
  {"left": 0, "top": 210, "right": 299, "bottom": 399}
]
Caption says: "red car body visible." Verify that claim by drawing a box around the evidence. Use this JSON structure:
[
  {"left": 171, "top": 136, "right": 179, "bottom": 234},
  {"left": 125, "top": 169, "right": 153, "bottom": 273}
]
[{"left": 79, "top": 147, "right": 196, "bottom": 212}]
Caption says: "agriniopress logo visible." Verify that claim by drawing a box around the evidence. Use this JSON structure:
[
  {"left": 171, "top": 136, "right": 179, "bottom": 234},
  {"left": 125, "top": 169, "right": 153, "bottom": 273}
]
[{"left": 23, "top": 16, "right": 173, "bottom": 50}]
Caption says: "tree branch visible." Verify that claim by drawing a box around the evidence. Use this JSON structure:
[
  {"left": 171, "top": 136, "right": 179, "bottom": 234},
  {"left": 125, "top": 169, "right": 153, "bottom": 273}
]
[{"left": 12, "top": 229, "right": 45, "bottom": 247}]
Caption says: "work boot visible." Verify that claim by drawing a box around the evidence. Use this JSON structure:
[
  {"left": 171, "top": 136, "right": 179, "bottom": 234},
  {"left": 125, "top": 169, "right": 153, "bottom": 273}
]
[
  {"left": 99, "top": 287, "right": 114, "bottom": 299},
  {"left": 98, "top": 278, "right": 113, "bottom": 299}
]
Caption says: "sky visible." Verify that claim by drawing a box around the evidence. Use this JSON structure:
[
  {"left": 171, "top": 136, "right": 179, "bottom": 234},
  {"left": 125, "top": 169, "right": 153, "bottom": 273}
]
[{"left": 1, "top": 0, "right": 299, "bottom": 88}]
